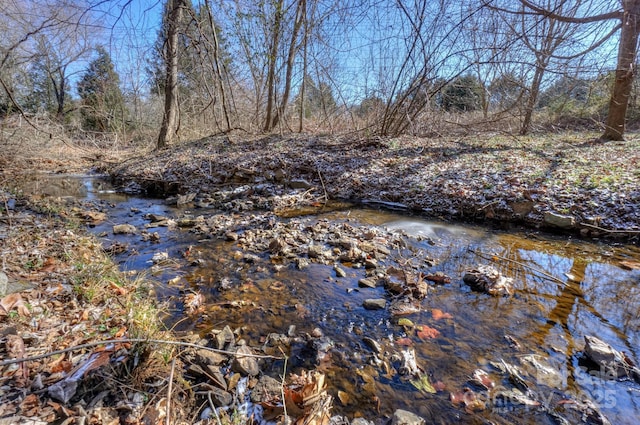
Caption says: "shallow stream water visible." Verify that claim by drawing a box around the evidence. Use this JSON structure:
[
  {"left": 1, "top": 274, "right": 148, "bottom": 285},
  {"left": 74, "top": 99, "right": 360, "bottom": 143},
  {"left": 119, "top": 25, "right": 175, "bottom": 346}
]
[{"left": 21, "top": 174, "right": 640, "bottom": 424}]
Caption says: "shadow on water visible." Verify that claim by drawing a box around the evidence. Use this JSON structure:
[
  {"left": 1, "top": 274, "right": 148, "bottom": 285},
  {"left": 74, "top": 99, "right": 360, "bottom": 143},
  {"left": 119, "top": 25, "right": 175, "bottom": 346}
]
[{"left": 19, "top": 174, "right": 640, "bottom": 424}]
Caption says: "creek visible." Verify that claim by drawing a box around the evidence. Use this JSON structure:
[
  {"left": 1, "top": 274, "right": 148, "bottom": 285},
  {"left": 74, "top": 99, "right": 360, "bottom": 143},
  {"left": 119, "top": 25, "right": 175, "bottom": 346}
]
[{"left": 22, "top": 174, "right": 640, "bottom": 424}]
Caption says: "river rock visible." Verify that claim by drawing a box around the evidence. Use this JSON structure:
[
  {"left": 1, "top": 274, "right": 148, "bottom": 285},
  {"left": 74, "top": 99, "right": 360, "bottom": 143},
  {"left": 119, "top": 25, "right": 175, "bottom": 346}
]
[
  {"left": 334, "top": 265, "right": 347, "bottom": 278},
  {"left": 584, "top": 335, "right": 640, "bottom": 381},
  {"left": 204, "top": 365, "right": 228, "bottom": 390},
  {"left": 543, "top": 211, "right": 575, "bottom": 229},
  {"left": 363, "top": 337, "right": 382, "bottom": 354},
  {"left": 392, "top": 409, "right": 425, "bottom": 425},
  {"left": 308, "top": 244, "right": 324, "bottom": 258},
  {"left": 351, "top": 418, "right": 375, "bottom": 425},
  {"left": 214, "top": 325, "right": 236, "bottom": 350},
  {"left": 358, "top": 278, "right": 377, "bottom": 288},
  {"left": 290, "top": 179, "right": 313, "bottom": 189},
  {"left": 463, "top": 265, "right": 513, "bottom": 296},
  {"left": 296, "top": 257, "right": 309, "bottom": 269},
  {"left": 232, "top": 345, "right": 260, "bottom": 376},
  {"left": 113, "top": 224, "right": 137, "bottom": 234},
  {"left": 195, "top": 349, "right": 227, "bottom": 366},
  {"left": 250, "top": 375, "right": 282, "bottom": 403},
  {"left": 208, "top": 386, "right": 233, "bottom": 407},
  {"left": 145, "top": 213, "right": 168, "bottom": 222},
  {"left": 364, "top": 258, "right": 378, "bottom": 269},
  {"left": 363, "top": 299, "right": 386, "bottom": 310}
]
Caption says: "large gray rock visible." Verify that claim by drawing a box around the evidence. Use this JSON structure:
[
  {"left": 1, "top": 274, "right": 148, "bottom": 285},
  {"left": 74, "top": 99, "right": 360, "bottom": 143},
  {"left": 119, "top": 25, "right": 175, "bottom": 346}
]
[
  {"left": 112, "top": 223, "right": 137, "bottom": 234},
  {"left": 232, "top": 345, "right": 260, "bottom": 376},
  {"left": 391, "top": 409, "right": 425, "bottom": 425},
  {"left": 214, "top": 325, "right": 236, "bottom": 350},
  {"left": 195, "top": 349, "right": 227, "bottom": 366},
  {"left": 208, "top": 387, "right": 233, "bottom": 407},
  {"left": 543, "top": 211, "right": 575, "bottom": 229},
  {"left": 363, "top": 299, "right": 386, "bottom": 310},
  {"left": 250, "top": 375, "right": 282, "bottom": 403},
  {"left": 358, "top": 278, "right": 377, "bottom": 288}
]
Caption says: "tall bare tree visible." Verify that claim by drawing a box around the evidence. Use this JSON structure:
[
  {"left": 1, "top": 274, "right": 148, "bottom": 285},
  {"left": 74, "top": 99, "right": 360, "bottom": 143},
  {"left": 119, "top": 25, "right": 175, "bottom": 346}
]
[
  {"left": 157, "top": 0, "right": 185, "bottom": 149},
  {"left": 510, "top": 0, "right": 640, "bottom": 140}
]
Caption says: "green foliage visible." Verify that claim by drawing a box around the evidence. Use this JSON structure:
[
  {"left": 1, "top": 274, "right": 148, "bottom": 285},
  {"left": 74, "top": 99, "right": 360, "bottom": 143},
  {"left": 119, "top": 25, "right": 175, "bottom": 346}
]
[
  {"left": 441, "top": 74, "right": 484, "bottom": 112},
  {"left": 296, "top": 74, "right": 337, "bottom": 118},
  {"left": 77, "top": 46, "right": 125, "bottom": 132},
  {"left": 536, "top": 74, "right": 614, "bottom": 128},
  {"left": 355, "top": 95, "right": 385, "bottom": 118},
  {"left": 489, "top": 72, "right": 523, "bottom": 110},
  {"left": 147, "top": 0, "right": 232, "bottom": 103}
]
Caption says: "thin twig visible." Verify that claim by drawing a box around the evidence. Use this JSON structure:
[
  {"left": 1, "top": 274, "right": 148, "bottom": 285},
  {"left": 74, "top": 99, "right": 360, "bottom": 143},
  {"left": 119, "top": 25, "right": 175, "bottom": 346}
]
[
  {"left": 316, "top": 165, "right": 328, "bottom": 202},
  {"left": 469, "top": 248, "right": 567, "bottom": 286},
  {"left": 279, "top": 347, "right": 289, "bottom": 423},
  {"left": 166, "top": 358, "right": 176, "bottom": 425},
  {"left": 581, "top": 222, "right": 640, "bottom": 234},
  {"left": 0, "top": 338, "right": 284, "bottom": 367},
  {"left": 207, "top": 391, "right": 223, "bottom": 425}
]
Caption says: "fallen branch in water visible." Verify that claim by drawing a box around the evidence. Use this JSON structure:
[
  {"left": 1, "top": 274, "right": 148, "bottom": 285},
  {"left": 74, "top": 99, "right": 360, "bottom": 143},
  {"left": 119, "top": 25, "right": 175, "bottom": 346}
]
[{"left": 469, "top": 249, "right": 567, "bottom": 286}]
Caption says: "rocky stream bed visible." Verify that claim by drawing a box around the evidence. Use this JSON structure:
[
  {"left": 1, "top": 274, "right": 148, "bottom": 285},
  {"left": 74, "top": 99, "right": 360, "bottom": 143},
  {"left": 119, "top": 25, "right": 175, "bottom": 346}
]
[{"left": 1, "top": 132, "right": 640, "bottom": 425}]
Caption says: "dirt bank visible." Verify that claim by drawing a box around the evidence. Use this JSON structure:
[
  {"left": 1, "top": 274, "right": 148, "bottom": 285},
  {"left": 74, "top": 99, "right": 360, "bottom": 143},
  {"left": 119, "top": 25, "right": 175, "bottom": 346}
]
[{"left": 111, "top": 133, "right": 640, "bottom": 240}]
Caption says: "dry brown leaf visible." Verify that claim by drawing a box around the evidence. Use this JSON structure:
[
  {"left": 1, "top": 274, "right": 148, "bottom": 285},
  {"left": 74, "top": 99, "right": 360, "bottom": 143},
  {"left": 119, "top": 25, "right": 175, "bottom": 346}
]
[
  {"left": 80, "top": 309, "right": 90, "bottom": 321},
  {"left": 5, "top": 334, "right": 25, "bottom": 359},
  {"left": 395, "top": 337, "right": 413, "bottom": 346},
  {"left": 0, "top": 293, "right": 30, "bottom": 317},
  {"left": 416, "top": 325, "right": 440, "bottom": 340},
  {"left": 337, "top": 390, "right": 350, "bottom": 405},
  {"left": 49, "top": 358, "right": 73, "bottom": 374},
  {"left": 19, "top": 393, "right": 40, "bottom": 416},
  {"left": 113, "top": 327, "right": 127, "bottom": 338},
  {"left": 40, "top": 257, "right": 57, "bottom": 272},
  {"left": 108, "top": 281, "right": 127, "bottom": 296},
  {"left": 432, "top": 309, "right": 453, "bottom": 321}
]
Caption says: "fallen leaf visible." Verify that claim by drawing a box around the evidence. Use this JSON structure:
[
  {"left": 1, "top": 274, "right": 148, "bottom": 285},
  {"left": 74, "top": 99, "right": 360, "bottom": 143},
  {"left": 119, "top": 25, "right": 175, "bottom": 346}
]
[
  {"left": 432, "top": 309, "right": 453, "bottom": 320},
  {"left": 451, "top": 387, "right": 486, "bottom": 412},
  {"left": 109, "top": 281, "right": 127, "bottom": 296},
  {"left": 397, "top": 318, "right": 414, "bottom": 327},
  {"left": 470, "top": 369, "right": 495, "bottom": 390},
  {"left": 416, "top": 325, "right": 440, "bottom": 339},
  {"left": 40, "top": 257, "right": 57, "bottom": 273},
  {"left": 19, "top": 394, "right": 40, "bottom": 416},
  {"left": 434, "top": 380, "right": 446, "bottom": 392},
  {"left": 0, "top": 293, "right": 30, "bottom": 317},
  {"left": 395, "top": 337, "right": 414, "bottom": 346},
  {"left": 337, "top": 390, "right": 350, "bottom": 405},
  {"left": 410, "top": 374, "right": 436, "bottom": 393}
]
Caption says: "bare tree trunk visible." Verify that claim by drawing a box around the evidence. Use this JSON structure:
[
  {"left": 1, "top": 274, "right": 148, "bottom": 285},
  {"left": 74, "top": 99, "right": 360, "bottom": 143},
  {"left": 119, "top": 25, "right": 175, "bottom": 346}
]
[
  {"left": 601, "top": 0, "right": 640, "bottom": 141},
  {"left": 270, "top": 0, "right": 305, "bottom": 131},
  {"left": 157, "top": 0, "right": 183, "bottom": 149},
  {"left": 299, "top": 7, "right": 308, "bottom": 133},
  {"left": 520, "top": 64, "right": 544, "bottom": 135},
  {"left": 204, "top": 0, "right": 231, "bottom": 132},
  {"left": 263, "top": 0, "right": 283, "bottom": 132}
]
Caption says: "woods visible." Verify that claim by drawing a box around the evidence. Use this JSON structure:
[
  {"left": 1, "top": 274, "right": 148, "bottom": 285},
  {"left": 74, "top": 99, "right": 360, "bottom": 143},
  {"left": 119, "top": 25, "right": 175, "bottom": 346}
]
[{"left": 0, "top": 0, "right": 637, "bottom": 142}]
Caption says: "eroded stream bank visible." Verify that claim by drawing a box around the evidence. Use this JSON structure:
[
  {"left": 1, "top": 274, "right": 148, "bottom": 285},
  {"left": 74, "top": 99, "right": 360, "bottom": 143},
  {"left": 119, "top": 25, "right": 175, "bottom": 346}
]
[{"left": 21, "top": 173, "right": 640, "bottom": 424}]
